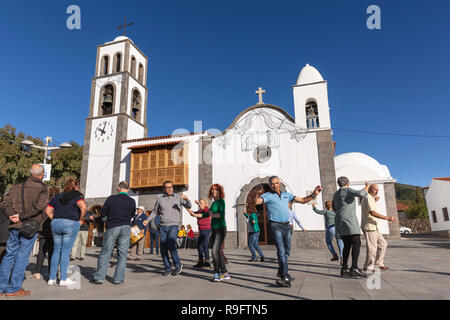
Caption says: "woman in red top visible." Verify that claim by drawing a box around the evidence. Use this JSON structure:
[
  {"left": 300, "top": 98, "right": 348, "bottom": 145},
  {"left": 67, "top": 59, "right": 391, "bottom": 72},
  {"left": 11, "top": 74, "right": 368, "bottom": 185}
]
[{"left": 188, "top": 199, "right": 211, "bottom": 269}]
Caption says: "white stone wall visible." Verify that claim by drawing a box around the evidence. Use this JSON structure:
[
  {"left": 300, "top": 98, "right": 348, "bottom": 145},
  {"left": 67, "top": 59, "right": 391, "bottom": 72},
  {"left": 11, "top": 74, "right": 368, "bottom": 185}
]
[
  {"left": 85, "top": 116, "right": 118, "bottom": 198},
  {"left": 426, "top": 179, "right": 450, "bottom": 232}
]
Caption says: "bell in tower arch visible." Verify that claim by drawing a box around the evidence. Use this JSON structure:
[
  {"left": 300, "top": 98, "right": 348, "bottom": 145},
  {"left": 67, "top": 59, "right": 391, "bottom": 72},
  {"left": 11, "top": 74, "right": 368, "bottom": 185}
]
[{"left": 102, "top": 87, "right": 113, "bottom": 115}]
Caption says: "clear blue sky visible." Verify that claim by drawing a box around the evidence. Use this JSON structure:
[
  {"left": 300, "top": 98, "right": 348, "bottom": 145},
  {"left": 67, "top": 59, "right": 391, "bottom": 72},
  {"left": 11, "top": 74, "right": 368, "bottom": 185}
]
[{"left": 1, "top": 0, "right": 449, "bottom": 187}]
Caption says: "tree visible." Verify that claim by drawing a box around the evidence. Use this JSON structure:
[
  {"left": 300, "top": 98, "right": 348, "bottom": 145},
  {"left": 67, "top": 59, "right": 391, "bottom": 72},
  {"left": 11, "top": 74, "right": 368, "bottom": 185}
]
[
  {"left": 0, "top": 125, "right": 83, "bottom": 200},
  {"left": 0, "top": 125, "right": 44, "bottom": 200}
]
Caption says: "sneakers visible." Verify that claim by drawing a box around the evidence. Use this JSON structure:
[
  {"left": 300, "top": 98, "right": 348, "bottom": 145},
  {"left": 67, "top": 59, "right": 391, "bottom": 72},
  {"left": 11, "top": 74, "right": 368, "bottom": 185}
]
[
  {"left": 276, "top": 277, "right": 291, "bottom": 288},
  {"left": 47, "top": 279, "right": 57, "bottom": 286},
  {"left": 59, "top": 279, "right": 77, "bottom": 286},
  {"left": 349, "top": 267, "right": 367, "bottom": 278},
  {"left": 89, "top": 280, "right": 103, "bottom": 285},
  {"left": 260, "top": 256, "right": 265, "bottom": 262},
  {"left": 213, "top": 273, "right": 221, "bottom": 282},
  {"left": 220, "top": 272, "right": 231, "bottom": 280},
  {"left": 173, "top": 265, "right": 183, "bottom": 275},
  {"left": 162, "top": 270, "right": 171, "bottom": 277},
  {"left": 248, "top": 258, "right": 258, "bottom": 262}
]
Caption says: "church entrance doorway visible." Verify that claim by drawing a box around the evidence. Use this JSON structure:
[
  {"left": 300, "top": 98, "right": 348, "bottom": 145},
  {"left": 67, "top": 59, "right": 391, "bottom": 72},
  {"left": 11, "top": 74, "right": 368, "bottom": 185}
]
[{"left": 245, "top": 184, "right": 275, "bottom": 246}]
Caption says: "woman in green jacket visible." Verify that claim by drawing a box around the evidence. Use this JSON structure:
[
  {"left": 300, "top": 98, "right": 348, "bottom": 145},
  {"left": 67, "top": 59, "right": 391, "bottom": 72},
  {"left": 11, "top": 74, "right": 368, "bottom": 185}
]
[{"left": 244, "top": 205, "right": 265, "bottom": 262}]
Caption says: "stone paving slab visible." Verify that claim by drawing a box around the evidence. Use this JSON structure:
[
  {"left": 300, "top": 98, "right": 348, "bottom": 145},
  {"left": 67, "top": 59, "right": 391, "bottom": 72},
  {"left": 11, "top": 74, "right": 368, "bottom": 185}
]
[{"left": 1, "top": 236, "right": 449, "bottom": 300}]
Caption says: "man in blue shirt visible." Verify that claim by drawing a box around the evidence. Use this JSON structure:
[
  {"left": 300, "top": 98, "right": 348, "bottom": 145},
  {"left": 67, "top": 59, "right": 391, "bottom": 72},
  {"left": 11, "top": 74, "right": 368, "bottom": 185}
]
[{"left": 255, "top": 176, "right": 322, "bottom": 288}]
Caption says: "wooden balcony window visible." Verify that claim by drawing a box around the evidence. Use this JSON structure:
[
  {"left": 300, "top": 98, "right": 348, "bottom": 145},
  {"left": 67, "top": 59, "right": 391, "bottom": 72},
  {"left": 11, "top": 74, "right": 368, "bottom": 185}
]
[{"left": 129, "top": 142, "right": 189, "bottom": 188}]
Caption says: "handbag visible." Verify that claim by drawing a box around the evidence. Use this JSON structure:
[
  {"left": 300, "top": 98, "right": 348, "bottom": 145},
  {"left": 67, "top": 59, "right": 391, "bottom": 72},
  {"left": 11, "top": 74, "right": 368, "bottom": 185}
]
[{"left": 19, "top": 182, "right": 40, "bottom": 239}]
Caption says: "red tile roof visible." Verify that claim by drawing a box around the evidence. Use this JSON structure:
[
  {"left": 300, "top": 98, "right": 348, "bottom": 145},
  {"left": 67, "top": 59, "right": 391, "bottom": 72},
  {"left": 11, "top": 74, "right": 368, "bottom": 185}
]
[
  {"left": 128, "top": 140, "right": 184, "bottom": 150},
  {"left": 122, "top": 131, "right": 207, "bottom": 144},
  {"left": 433, "top": 177, "right": 450, "bottom": 182}
]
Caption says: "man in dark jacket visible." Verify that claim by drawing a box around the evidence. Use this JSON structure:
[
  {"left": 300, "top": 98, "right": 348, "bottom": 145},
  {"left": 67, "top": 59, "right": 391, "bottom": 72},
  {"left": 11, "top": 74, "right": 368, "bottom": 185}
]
[
  {"left": 0, "top": 164, "right": 49, "bottom": 296},
  {"left": 91, "top": 181, "right": 136, "bottom": 285},
  {"left": 0, "top": 200, "right": 10, "bottom": 264}
]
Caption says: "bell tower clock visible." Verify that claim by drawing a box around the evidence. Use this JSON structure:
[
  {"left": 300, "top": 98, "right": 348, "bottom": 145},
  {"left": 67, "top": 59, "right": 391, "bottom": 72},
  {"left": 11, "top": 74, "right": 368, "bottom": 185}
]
[{"left": 80, "top": 36, "right": 149, "bottom": 204}]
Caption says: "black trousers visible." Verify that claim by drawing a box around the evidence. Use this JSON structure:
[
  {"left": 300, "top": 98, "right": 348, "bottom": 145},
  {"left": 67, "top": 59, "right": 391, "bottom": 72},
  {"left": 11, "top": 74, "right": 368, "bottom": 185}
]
[
  {"left": 341, "top": 234, "right": 361, "bottom": 269},
  {"left": 33, "top": 236, "right": 54, "bottom": 274},
  {"left": 211, "top": 227, "right": 227, "bottom": 274}
]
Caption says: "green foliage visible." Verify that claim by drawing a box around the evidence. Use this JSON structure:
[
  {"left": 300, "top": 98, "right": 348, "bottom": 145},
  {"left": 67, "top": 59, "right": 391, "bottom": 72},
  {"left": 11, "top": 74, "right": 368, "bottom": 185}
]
[
  {"left": 404, "top": 202, "right": 429, "bottom": 219},
  {"left": 0, "top": 125, "right": 82, "bottom": 200},
  {"left": 395, "top": 183, "right": 429, "bottom": 219}
]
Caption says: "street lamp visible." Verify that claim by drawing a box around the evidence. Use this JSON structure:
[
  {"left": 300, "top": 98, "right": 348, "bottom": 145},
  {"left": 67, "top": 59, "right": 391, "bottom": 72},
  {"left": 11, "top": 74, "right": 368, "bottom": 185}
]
[{"left": 21, "top": 136, "right": 72, "bottom": 164}]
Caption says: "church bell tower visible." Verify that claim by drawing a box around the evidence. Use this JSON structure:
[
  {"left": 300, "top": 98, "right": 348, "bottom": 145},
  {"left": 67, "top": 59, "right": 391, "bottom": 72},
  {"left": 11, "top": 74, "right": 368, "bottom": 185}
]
[{"left": 80, "top": 35, "right": 149, "bottom": 201}]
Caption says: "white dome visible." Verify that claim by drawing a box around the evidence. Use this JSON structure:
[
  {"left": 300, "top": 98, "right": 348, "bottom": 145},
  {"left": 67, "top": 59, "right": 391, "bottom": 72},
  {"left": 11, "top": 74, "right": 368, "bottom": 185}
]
[
  {"left": 334, "top": 152, "right": 392, "bottom": 181},
  {"left": 106, "top": 36, "right": 133, "bottom": 44},
  {"left": 296, "top": 64, "right": 324, "bottom": 85}
]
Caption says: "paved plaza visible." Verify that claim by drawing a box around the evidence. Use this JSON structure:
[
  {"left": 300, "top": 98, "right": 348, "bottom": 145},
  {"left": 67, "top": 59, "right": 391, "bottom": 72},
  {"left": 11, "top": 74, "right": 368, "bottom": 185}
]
[{"left": 2, "top": 235, "right": 450, "bottom": 300}]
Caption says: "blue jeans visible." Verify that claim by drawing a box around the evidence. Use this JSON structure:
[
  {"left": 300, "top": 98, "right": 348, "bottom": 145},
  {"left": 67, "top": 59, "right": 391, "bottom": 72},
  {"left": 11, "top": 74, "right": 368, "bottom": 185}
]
[
  {"left": 326, "top": 226, "right": 344, "bottom": 257},
  {"left": 0, "top": 229, "right": 38, "bottom": 293},
  {"left": 270, "top": 222, "right": 291, "bottom": 278},
  {"left": 50, "top": 219, "right": 80, "bottom": 281},
  {"left": 159, "top": 225, "right": 181, "bottom": 272},
  {"left": 197, "top": 229, "right": 211, "bottom": 260},
  {"left": 248, "top": 232, "right": 264, "bottom": 259},
  {"left": 94, "top": 225, "right": 130, "bottom": 283},
  {"left": 149, "top": 229, "right": 160, "bottom": 254}
]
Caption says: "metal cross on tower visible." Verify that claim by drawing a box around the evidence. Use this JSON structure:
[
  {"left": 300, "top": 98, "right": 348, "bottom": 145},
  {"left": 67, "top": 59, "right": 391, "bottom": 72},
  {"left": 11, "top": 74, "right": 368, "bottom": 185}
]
[{"left": 117, "top": 17, "right": 134, "bottom": 36}]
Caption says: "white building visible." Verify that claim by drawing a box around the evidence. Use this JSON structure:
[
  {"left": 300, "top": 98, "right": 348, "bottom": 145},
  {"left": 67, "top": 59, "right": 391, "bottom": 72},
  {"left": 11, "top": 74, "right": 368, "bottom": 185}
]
[
  {"left": 425, "top": 178, "right": 450, "bottom": 238},
  {"left": 80, "top": 36, "right": 400, "bottom": 248}
]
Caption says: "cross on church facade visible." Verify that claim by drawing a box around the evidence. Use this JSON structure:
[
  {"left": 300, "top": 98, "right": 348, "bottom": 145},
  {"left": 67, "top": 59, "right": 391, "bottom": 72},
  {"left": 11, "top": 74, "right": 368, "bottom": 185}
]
[
  {"left": 255, "top": 87, "right": 266, "bottom": 104},
  {"left": 117, "top": 17, "right": 134, "bottom": 36}
]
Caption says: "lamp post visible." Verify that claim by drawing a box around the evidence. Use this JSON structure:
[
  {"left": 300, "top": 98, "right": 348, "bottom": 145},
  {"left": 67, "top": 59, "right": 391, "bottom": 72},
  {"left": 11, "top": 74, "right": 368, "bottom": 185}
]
[{"left": 21, "top": 136, "right": 72, "bottom": 164}]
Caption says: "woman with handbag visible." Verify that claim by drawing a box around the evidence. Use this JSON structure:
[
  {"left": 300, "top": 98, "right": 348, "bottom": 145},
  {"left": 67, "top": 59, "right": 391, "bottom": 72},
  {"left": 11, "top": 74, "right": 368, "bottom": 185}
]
[{"left": 45, "top": 178, "right": 87, "bottom": 286}]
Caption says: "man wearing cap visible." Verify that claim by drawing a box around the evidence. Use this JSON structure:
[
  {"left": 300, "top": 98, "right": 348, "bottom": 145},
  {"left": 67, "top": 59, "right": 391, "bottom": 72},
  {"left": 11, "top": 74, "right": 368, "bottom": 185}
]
[{"left": 129, "top": 206, "right": 147, "bottom": 260}]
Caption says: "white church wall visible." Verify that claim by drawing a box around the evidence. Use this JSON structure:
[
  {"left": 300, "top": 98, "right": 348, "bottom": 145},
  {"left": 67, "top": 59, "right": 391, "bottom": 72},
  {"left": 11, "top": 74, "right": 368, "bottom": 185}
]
[
  {"left": 127, "top": 118, "right": 145, "bottom": 141},
  {"left": 426, "top": 180, "right": 450, "bottom": 232},
  {"left": 97, "top": 42, "right": 126, "bottom": 76},
  {"left": 181, "top": 136, "right": 202, "bottom": 231},
  {"left": 93, "top": 76, "right": 123, "bottom": 117},
  {"left": 85, "top": 117, "right": 118, "bottom": 198},
  {"left": 293, "top": 82, "right": 331, "bottom": 129},
  {"left": 212, "top": 107, "right": 325, "bottom": 231}
]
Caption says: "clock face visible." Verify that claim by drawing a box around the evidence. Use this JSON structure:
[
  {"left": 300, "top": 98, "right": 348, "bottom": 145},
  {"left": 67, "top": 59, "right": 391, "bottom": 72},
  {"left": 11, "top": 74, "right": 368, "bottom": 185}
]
[{"left": 94, "top": 120, "right": 114, "bottom": 143}]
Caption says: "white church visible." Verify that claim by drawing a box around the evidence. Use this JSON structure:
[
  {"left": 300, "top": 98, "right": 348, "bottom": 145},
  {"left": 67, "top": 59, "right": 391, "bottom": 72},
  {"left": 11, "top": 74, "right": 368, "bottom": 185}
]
[{"left": 80, "top": 36, "right": 400, "bottom": 248}]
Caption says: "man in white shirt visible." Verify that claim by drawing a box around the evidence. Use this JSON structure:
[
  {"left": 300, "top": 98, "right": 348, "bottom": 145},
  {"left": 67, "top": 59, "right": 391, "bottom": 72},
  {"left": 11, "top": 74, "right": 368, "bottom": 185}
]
[{"left": 361, "top": 184, "right": 396, "bottom": 272}]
